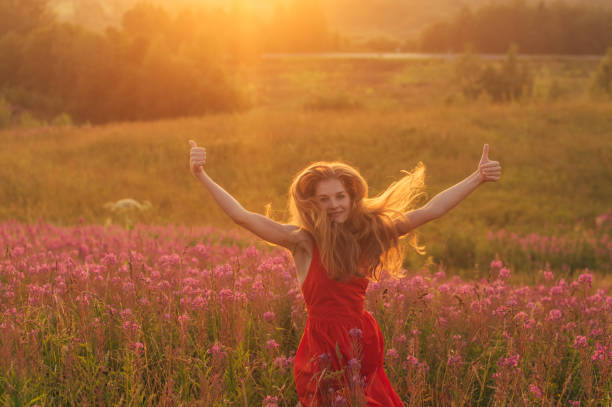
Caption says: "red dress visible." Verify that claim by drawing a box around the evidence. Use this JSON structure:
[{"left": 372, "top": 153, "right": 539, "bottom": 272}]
[{"left": 293, "top": 243, "right": 404, "bottom": 406}]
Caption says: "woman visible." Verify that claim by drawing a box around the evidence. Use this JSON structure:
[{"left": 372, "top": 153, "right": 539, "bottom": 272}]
[{"left": 188, "top": 140, "right": 501, "bottom": 406}]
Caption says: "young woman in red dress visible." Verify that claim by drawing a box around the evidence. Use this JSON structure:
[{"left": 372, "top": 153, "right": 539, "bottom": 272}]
[{"left": 189, "top": 140, "right": 501, "bottom": 406}]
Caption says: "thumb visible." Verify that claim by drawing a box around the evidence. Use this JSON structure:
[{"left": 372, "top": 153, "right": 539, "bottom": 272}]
[
  {"left": 481, "top": 144, "right": 489, "bottom": 161},
  {"left": 189, "top": 140, "right": 197, "bottom": 148}
]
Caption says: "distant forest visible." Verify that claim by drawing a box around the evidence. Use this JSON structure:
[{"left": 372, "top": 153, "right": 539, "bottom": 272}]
[
  {"left": 420, "top": 1, "right": 612, "bottom": 54},
  {"left": 1, "top": 0, "right": 611, "bottom": 125}
]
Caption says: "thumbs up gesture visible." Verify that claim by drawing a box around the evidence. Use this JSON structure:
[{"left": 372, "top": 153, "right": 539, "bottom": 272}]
[
  {"left": 477, "top": 144, "right": 501, "bottom": 183},
  {"left": 189, "top": 140, "right": 206, "bottom": 176}
]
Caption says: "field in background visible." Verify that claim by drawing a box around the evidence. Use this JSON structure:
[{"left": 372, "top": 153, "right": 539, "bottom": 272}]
[{"left": 1, "top": 56, "right": 611, "bottom": 277}]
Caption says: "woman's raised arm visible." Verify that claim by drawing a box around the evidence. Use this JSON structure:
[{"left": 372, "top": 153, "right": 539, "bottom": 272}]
[
  {"left": 395, "top": 144, "right": 501, "bottom": 237},
  {"left": 189, "top": 140, "right": 304, "bottom": 251}
]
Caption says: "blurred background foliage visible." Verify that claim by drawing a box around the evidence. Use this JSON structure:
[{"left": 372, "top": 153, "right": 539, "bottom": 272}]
[{"left": 0, "top": 0, "right": 611, "bottom": 125}]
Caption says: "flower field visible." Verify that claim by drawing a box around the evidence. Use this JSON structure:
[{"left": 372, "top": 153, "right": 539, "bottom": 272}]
[{"left": 0, "top": 220, "right": 610, "bottom": 406}]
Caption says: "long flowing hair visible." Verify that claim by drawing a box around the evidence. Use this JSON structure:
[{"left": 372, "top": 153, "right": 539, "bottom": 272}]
[{"left": 286, "top": 161, "right": 427, "bottom": 282}]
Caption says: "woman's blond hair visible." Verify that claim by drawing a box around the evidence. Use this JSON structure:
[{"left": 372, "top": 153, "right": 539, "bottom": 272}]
[{"left": 286, "top": 161, "right": 427, "bottom": 282}]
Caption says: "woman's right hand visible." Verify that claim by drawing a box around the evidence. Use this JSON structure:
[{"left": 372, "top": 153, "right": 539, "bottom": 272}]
[{"left": 189, "top": 140, "right": 206, "bottom": 177}]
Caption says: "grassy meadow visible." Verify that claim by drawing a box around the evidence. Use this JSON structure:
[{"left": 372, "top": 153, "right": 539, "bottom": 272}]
[
  {"left": 1, "top": 57, "right": 611, "bottom": 277},
  {"left": 1, "top": 56, "right": 611, "bottom": 405}
]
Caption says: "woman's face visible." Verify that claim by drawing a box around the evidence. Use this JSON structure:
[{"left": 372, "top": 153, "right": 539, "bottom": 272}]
[{"left": 315, "top": 178, "right": 351, "bottom": 223}]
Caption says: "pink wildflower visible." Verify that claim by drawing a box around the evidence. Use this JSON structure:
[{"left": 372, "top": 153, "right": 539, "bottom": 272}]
[
  {"left": 498, "top": 354, "right": 520, "bottom": 368},
  {"left": 529, "top": 384, "right": 542, "bottom": 399},
  {"left": 573, "top": 336, "right": 588, "bottom": 348},
  {"left": 262, "top": 395, "right": 278, "bottom": 407},
  {"left": 207, "top": 342, "right": 225, "bottom": 356},
  {"left": 577, "top": 273, "right": 592, "bottom": 287},
  {"left": 266, "top": 339, "right": 280, "bottom": 351},
  {"left": 434, "top": 271, "right": 446, "bottom": 280},
  {"left": 499, "top": 267, "right": 511, "bottom": 279},
  {"left": 274, "top": 356, "right": 292, "bottom": 370},
  {"left": 547, "top": 309, "right": 562, "bottom": 321},
  {"left": 405, "top": 355, "right": 419, "bottom": 368},
  {"left": 263, "top": 311, "right": 275, "bottom": 323},
  {"left": 447, "top": 354, "right": 463, "bottom": 366},
  {"left": 591, "top": 342, "right": 607, "bottom": 361},
  {"left": 349, "top": 327, "right": 362, "bottom": 339},
  {"left": 101, "top": 252, "right": 118, "bottom": 267},
  {"left": 348, "top": 358, "right": 360, "bottom": 370},
  {"left": 386, "top": 348, "right": 399, "bottom": 360}
]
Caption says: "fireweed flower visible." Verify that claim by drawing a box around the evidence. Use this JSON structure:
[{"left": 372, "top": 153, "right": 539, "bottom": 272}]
[
  {"left": 547, "top": 309, "right": 563, "bottom": 321},
  {"left": 434, "top": 271, "right": 446, "bottom": 280},
  {"left": 499, "top": 267, "right": 511, "bottom": 279},
  {"left": 266, "top": 339, "right": 280, "bottom": 351},
  {"left": 591, "top": 342, "right": 608, "bottom": 361},
  {"left": 274, "top": 355, "right": 293, "bottom": 370},
  {"left": 386, "top": 348, "right": 399, "bottom": 360},
  {"left": 347, "top": 358, "right": 360, "bottom": 370},
  {"left": 529, "top": 384, "right": 542, "bottom": 399},
  {"left": 498, "top": 354, "right": 520, "bottom": 368},
  {"left": 405, "top": 355, "right": 419, "bottom": 368},
  {"left": 263, "top": 311, "right": 275, "bottom": 322},
  {"left": 578, "top": 273, "right": 593, "bottom": 287},
  {"left": 349, "top": 328, "right": 362, "bottom": 340},
  {"left": 262, "top": 395, "right": 278, "bottom": 407},
  {"left": 207, "top": 342, "right": 226, "bottom": 356},
  {"left": 101, "top": 252, "right": 118, "bottom": 267},
  {"left": 133, "top": 342, "right": 144, "bottom": 353},
  {"left": 447, "top": 354, "right": 463, "bottom": 366},
  {"left": 573, "top": 336, "right": 588, "bottom": 348}
]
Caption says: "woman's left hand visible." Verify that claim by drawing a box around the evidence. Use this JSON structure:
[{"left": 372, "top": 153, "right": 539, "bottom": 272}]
[{"left": 477, "top": 144, "right": 501, "bottom": 183}]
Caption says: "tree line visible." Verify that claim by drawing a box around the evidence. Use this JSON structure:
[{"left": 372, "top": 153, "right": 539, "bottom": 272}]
[
  {"left": 420, "top": 0, "right": 612, "bottom": 54},
  {"left": 1, "top": 0, "right": 611, "bottom": 125},
  {"left": 0, "top": 0, "right": 334, "bottom": 124}
]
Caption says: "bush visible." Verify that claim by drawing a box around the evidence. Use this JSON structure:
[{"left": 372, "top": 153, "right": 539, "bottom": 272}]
[
  {"left": 454, "top": 44, "right": 533, "bottom": 102},
  {"left": 591, "top": 47, "right": 612, "bottom": 95}
]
